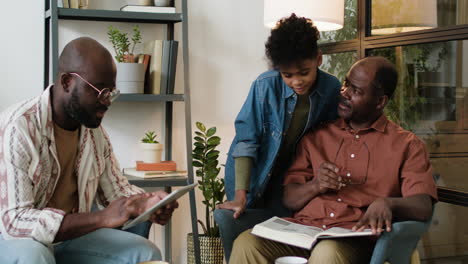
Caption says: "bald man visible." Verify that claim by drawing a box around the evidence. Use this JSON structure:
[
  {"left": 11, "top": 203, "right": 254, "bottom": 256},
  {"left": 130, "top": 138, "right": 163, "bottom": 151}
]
[
  {"left": 229, "top": 57, "right": 437, "bottom": 264},
  {"left": 0, "top": 37, "right": 177, "bottom": 264}
]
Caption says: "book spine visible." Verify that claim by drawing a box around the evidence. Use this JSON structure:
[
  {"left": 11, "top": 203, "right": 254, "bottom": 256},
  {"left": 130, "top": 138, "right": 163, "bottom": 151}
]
[
  {"left": 62, "top": 0, "right": 70, "bottom": 8},
  {"left": 167, "top": 41, "right": 178, "bottom": 94},
  {"left": 143, "top": 40, "right": 163, "bottom": 95},
  {"left": 69, "top": 0, "right": 79, "bottom": 8},
  {"left": 160, "top": 40, "right": 171, "bottom": 95}
]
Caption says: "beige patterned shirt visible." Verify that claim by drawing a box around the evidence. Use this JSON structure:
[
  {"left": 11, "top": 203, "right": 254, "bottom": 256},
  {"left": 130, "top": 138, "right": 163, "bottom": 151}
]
[{"left": 0, "top": 86, "right": 143, "bottom": 245}]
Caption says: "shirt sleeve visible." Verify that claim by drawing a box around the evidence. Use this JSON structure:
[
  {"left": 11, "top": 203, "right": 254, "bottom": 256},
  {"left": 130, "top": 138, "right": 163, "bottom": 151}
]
[
  {"left": 231, "top": 80, "right": 265, "bottom": 161},
  {"left": 235, "top": 156, "right": 253, "bottom": 191},
  {"left": 97, "top": 128, "right": 144, "bottom": 205},
  {"left": 283, "top": 134, "right": 315, "bottom": 185},
  {"left": 400, "top": 137, "right": 438, "bottom": 201},
  {"left": 0, "top": 120, "right": 65, "bottom": 245}
]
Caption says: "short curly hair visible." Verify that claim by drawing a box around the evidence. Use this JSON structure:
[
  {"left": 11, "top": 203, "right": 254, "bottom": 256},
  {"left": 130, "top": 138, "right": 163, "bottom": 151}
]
[{"left": 265, "top": 13, "right": 320, "bottom": 69}]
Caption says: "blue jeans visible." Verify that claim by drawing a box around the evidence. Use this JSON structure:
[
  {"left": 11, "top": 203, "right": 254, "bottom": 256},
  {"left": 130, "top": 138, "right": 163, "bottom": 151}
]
[{"left": 0, "top": 227, "right": 161, "bottom": 264}]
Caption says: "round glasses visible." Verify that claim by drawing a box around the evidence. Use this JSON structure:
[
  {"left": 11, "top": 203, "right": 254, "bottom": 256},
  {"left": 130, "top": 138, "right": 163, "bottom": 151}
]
[{"left": 69, "top": 72, "right": 120, "bottom": 103}]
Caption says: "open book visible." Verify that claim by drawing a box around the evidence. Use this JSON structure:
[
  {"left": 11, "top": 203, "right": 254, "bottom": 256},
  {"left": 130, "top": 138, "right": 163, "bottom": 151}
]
[
  {"left": 252, "top": 216, "right": 373, "bottom": 249},
  {"left": 122, "top": 183, "right": 197, "bottom": 230}
]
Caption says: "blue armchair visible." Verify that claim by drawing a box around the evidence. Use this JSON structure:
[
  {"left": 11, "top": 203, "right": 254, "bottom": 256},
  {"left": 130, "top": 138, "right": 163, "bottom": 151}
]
[{"left": 214, "top": 208, "right": 431, "bottom": 264}]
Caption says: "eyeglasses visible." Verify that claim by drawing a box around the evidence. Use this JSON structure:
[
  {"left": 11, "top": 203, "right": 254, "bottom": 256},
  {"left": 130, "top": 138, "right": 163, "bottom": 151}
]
[{"left": 69, "top": 72, "right": 120, "bottom": 103}]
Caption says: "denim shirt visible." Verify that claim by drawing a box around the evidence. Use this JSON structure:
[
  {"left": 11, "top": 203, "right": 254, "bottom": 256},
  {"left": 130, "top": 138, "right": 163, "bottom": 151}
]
[{"left": 224, "top": 69, "right": 341, "bottom": 206}]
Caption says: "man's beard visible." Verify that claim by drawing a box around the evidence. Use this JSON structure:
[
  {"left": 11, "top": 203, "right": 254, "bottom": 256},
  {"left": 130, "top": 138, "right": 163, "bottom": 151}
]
[{"left": 64, "top": 89, "right": 102, "bottom": 129}]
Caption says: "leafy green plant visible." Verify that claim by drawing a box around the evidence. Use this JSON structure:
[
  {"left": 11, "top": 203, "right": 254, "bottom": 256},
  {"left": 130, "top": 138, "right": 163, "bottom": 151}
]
[
  {"left": 192, "top": 122, "right": 225, "bottom": 237},
  {"left": 107, "top": 25, "right": 142, "bottom": 63},
  {"left": 141, "top": 131, "right": 159, "bottom": 144}
]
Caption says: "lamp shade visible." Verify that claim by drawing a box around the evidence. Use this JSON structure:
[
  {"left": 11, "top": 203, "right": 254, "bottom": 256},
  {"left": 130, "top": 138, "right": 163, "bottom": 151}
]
[
  {"left": 264, "top": 0, "right": 344, "bottom": 31},
  {"left": 372, "top": 0, "right": 438, "bottom": 35}
]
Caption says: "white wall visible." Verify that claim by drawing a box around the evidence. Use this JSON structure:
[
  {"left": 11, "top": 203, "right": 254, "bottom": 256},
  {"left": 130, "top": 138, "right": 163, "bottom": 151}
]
[{"left": 0, "top": 0, "right": 269, "bottom": 263}]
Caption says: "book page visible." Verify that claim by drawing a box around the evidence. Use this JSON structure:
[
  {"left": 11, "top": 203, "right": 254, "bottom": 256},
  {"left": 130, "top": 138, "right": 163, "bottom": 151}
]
[
  {"left": 319, "top": 227, "right": 373, "bottom": 238},
  {"left": 261, "top": 217, "right": 324, "bottom": 238}
]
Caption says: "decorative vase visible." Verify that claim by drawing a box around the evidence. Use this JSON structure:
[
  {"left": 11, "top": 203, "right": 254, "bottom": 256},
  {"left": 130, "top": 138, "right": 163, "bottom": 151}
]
[
  {"left": 116, "top": 63, "right": 145, "bottom": 94},
  {"left": 187, "top": 234, "right": 224, "bottom": 264},
  {"left": 140, "top": 143, "right": 164, "bottom": 163}
]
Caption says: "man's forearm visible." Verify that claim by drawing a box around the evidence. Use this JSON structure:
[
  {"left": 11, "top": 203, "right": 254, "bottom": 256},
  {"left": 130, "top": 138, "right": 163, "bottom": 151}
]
[
  {"left": 386, "top": 194, "right": 433, "bottom": 222},
  {"left": 283, "top": 181, "right": 321, "bottom": 211},
  {"left": 54, "top": 211, "right": 105, "bottom": 242}
]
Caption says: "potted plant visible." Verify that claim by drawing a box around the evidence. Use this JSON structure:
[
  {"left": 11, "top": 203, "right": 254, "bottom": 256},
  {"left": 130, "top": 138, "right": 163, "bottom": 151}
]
[
  {"left": 140, "top": 131, "right": 164, "bottom": 163},
  {"left": 187, "top": 122, "right": 225, "bottom": 264},
  {"left": 108, "top": 25, "right": 145, "bottom": 94}
]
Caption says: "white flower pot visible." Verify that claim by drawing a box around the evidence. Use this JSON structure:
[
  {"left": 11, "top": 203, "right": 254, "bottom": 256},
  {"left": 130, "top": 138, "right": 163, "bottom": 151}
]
[
  {"left": 140, "top": 143, "right": 164, "bottom": 163},
  {"left": 116, "top": 63, "right": 145, "bottom": 94}
]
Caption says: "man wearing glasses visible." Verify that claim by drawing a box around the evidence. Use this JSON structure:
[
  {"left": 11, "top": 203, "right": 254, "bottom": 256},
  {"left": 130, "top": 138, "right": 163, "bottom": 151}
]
[
  {"left": 0, "top": 37, "right": 177, "bottom": 264},
  {"left": 230, "top": 56, "right": 437, "bottom": 264}
]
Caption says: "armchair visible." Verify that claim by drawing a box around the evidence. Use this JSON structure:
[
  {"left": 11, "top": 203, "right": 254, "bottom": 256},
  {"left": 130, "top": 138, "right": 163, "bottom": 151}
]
[{"left": 214, "top": 208, "right": 431, "bottom": 264}]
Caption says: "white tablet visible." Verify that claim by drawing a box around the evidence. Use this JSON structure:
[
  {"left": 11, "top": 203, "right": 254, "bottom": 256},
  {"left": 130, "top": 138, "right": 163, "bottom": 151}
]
[{"left": 122, "top": 182, "right": 198, "bottom": 230}]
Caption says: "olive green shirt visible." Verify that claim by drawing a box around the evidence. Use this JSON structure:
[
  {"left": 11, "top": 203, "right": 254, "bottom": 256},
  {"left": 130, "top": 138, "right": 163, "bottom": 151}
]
[{"left": 235, "top": 94, "right": 311, "bottom": 191}]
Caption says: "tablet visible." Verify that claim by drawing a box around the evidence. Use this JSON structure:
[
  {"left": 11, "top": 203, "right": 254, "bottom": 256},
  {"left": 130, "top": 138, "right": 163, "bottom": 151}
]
[{"left": 122, "top": 182, "right": 198, "bottom": 230}]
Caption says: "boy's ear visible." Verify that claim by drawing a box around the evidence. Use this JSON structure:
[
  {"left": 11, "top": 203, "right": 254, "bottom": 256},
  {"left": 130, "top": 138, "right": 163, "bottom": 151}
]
[{"left": 316, "top": 51, "right": 323, "bottom": 67}]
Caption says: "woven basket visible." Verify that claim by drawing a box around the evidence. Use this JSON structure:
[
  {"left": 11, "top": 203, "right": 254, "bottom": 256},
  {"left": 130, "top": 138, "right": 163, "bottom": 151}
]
[{"left": 187, "top": 233, "right": 224, "bottom": 264}]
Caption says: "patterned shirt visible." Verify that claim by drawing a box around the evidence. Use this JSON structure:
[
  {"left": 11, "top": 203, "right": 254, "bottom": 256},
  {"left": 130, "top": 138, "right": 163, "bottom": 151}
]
[
  {"left": 0, "top": 86, "right": 143, "bottom": 244},
  {"left": 284, "top": 115, "right": 438, "bottom": 229}
]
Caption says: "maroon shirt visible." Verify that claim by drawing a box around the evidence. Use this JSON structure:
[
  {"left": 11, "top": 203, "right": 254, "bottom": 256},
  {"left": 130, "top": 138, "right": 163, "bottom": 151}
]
[{"left": 284, "top": 115, "right": 437, "bottom": 229}]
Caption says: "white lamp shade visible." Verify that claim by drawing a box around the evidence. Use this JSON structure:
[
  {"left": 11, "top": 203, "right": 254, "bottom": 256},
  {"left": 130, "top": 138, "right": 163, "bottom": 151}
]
[
  {"left": 264, "top": 0, "right": 344, "bottom": 31},
  {"left": 372, "top": 0, "right": 438, "bottom": 35}
]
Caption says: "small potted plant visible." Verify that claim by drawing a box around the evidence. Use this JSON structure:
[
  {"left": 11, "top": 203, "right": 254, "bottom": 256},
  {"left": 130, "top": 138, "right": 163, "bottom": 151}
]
[
  {"left": 187, "top": 122, "right": 225, "bottom": 264},
  {"left": 108, "top": 25, "right": 145, "bottom": 94},
  {"left": 140, "top": 131, "right": 164, "bottom": 163}
]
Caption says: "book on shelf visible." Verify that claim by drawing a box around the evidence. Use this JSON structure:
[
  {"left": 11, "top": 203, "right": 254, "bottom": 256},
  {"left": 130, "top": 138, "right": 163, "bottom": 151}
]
[
  {"left": 123, "top": 168, "right": 187, "bottom": 178},
  {"left": 62, "top": 0, "right": 69, "bottom": 8},
  {"left": 69, "top": 0, "right": 79, "bottom": 8},
  {"left": 143, "top": 40, "right": 179, "bottom": 95},
  {"left": 166, "top": 41, "right": 178, "bottom": 94},
  {"left": 143, "top": 40, "right": 163, "bottom": 94},
  {"left": 136, "top": 160, "right": 177, "bottom": 171},
  {"left": 120, "top": 5, "right": 176, "bottom": 13},
  {"left": 251, "top": 217, "right": 373, "bottom": 250}
]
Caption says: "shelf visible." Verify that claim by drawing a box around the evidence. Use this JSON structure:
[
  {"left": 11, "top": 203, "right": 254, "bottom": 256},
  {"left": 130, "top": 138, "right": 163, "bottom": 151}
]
[
  {"left": 45, "top": 8, "right": 183, "bottom": 24},
  {"left": 126, "top": 175, "right": 189, "bottom": 187},
  {"left": 116, "top": 94, "right": 184, "bottom": 102}
]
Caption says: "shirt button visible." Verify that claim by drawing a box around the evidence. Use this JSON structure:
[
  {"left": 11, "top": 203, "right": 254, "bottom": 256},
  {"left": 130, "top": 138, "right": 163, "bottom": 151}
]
[
  {"left": 355, "top": 135, "right": 360, "bottom": 139},
  {"left": 350, "top": 154, "right": 355, "bottom": 158},
  {"left": 338, "top": 198, "right": 342, "bottom": 202},
  {"left": 346, "top": 172, "right": 351, "bottom": 177},
  {"left": 330, "top": 213, "right": 335, "bottom": 217},
  {"left": 322, "top": 225, "right": 327, "bottom": 229}
]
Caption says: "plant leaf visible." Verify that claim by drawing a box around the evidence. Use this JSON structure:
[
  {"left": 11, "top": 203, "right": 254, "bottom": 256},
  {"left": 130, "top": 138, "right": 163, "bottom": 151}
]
[
  {"left": 206, "top": 127, "right": 216, "bottom": 137},
  {"left": 196, "top": 122, "right": 206, "bottom": 132}
]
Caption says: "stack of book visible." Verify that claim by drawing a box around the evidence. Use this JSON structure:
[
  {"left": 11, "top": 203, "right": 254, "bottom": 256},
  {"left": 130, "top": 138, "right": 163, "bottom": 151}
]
[
  {"left": 143, "top": 40, "right": 179, "bottom": 95},
  {"left": 123, "top": 161, "right": 187, "bottom": 178}
]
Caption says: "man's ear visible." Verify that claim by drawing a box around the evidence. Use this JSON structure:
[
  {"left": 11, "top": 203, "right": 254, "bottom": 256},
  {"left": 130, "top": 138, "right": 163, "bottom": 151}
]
[
  {"left": 376, "top": 95, "right": 389, "bottom": 111},
  {"left": 316, "top": 51, "right": 323, "bottom": 67},
  {"left": 60, "top": 73, "right": 73, "bottom": 92}
]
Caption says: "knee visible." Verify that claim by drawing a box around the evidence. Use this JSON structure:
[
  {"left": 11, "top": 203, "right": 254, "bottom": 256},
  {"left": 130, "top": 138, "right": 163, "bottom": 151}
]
[
  {"left": 309, "top": 240, "right": 343, "bottom": 263},
  {"left": 232, "top": 229, "right": 263, "bottom": 254},
  {"left": 1, "top": 240, "right": 55, "bottom": 264},
  {"left": 132, "top": 238, "right": 162, "bottom": 261}
]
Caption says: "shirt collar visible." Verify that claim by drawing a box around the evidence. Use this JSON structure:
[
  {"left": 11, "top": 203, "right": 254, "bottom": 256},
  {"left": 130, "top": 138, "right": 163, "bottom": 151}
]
[
  {"left": 335, "top": 114, "right": 388, "bottom": 133},
  {"left": 282, "top": 69, "right": 326, "bottom": 99}
]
